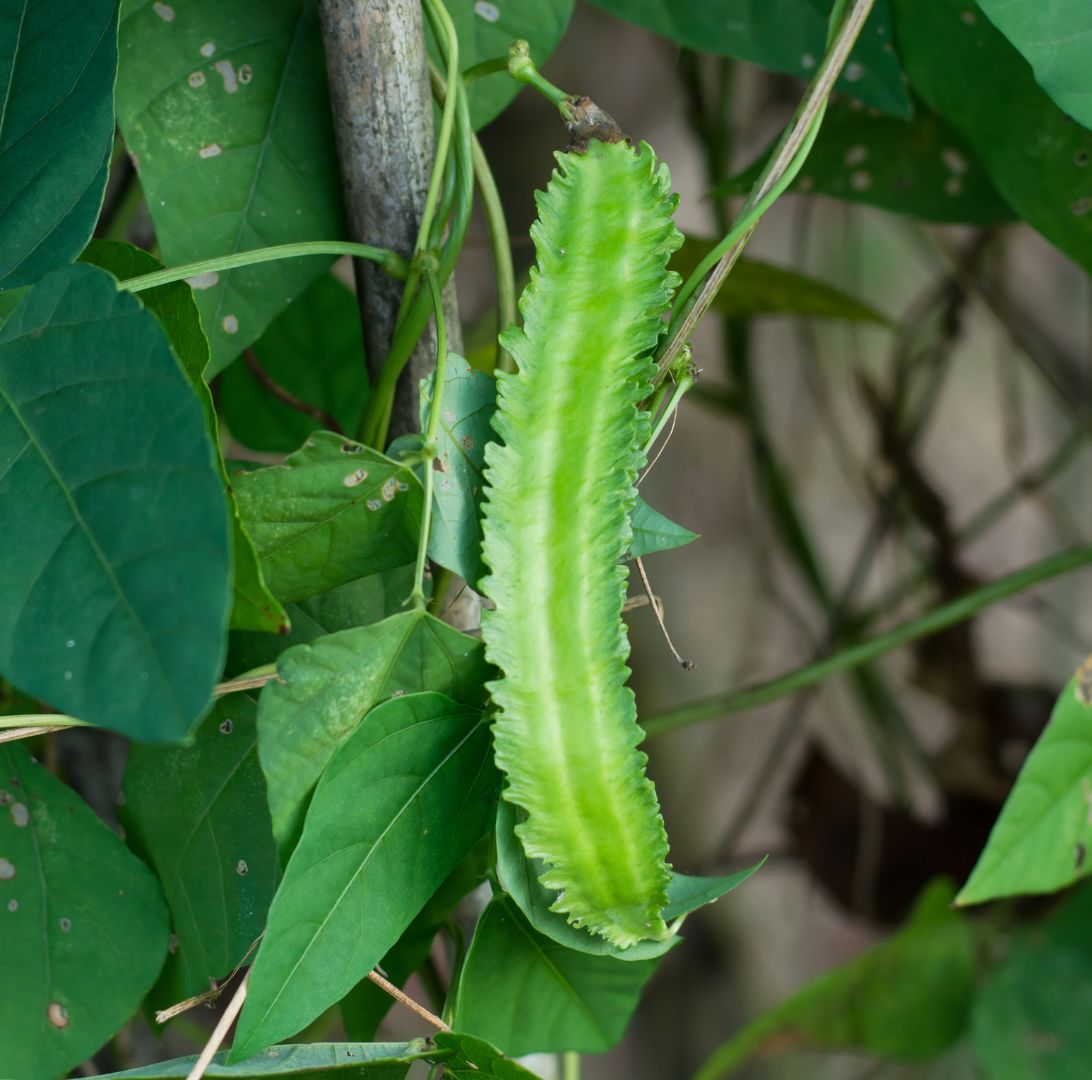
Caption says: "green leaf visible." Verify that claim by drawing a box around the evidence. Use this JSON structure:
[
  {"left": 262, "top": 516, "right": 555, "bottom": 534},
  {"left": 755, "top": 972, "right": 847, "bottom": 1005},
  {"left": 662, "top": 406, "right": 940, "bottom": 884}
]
[
  {"left": 0, "top": 263, "right": 232, "bottom": 741},
  {"left": 436, "top": 0, "right": 574, "bottom": 130},
  {"left": 258, "top": 608, "right": 491, "bottom": 857},
  {"left": 719, "top": 98, "right": 1014, "bottom": 225},
  {"left": 422, "top": 353, "right": 495, "bottom": 587},
  {"left": 0, "top": 0, "right": 117, "bottom": 288},
  {"left": 232, "top": 692, "right": 500, "bottom": 1060},
  {"left": 80, "top": 240, "right": 289, "bottom": 637},
  {"left": 971, "top": 883, "right": 1092, "bottom": 1080},
  {"left": 670, "top": 240, "right": 892, "bottom": 324},
  {"left": 452, "top": 896, "right": 658, "bottom": 1055},
  {"left": 585, "top": 0, "right": 910, "bottom": 118},
  {"left": 93, "top": 1040, "right": 435, "bottom": 1078},
  {"left": 0, "top": 744, "right": 170, "bottom": 1080},
  {"left": 892, "top": 0, "right": 1092, "bottom": 274},
  {"left": 975, "top": 0, "right": 1092, "bottom": 131},
  {"left": 629, "top": 496, "right": 698, "bottom": 558},
  {"left": 433, "top": 1032, "right": 541, "bottom": 1079},
  {"left": 957, "top": 663, "right": 1092, "bottom": 905},
  {"left": 121, "top": 695, "right": 279, "bottom": 1006},
  {"left": 693, "top": 880, "right": 974, "bottom": 1080},
  {"left": 495, "top": 799, "right": 759, "bottom": 961},
  {"left": 115, "top": 0, "right": 345, "bottom": 374},
  {"left": 220, "top": 275, "right": 367, "bottom": 453},
  {"left": 233, "top": 431, "right": 423, "bottom": 603}
]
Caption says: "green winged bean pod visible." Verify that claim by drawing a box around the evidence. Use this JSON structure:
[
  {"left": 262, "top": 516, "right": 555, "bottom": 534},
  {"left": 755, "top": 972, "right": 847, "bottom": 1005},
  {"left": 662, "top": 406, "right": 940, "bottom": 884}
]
[{"left": 480, "top": 130, "right": 683, "bottom": 948}]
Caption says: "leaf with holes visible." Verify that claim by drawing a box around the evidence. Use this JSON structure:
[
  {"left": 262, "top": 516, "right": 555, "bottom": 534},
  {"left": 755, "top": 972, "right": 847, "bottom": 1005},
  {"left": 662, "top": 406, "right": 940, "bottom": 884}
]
[
  {"left": 233, "top": 432, "right": 422, "bottom": 604},
  {"left": 957, "top": 662, "right": 1092, "bottom": 905},
  {"left": 432, "top": 0, "right": 574, "bottom": 130},
  {"left": 81, "top": 240, "right": 288, "bottom": 635},
  {"left": 0, "top": 263, "right": 232, "bottom": 741},
  {"left": 0, "top": 0, "right": 117, "bottom": 288},
  {"left": 258, "top": 609, "right": 491, "bottom": 858},
  {"left": 232, "top": 692, "right": 500, "bottom": 1061},
  {"left": 115, "top": 0, "right": 345, "bottom": 373},
  {"left": 121, "top": 695, "right": 279, "bottom": 1007},
  {"left": 586, "top": 0, "right": 910, "bottom": 118},
  {"left": 0, "top": 744, "right": 169, "bottom": 1080},
  {"left": 220, "top": 274, "right": 368, "bottom": 454},
  {"left": 452, "top": 896, "right": 658, "bottom": 1055},
  {"left": 892, "top": 0, "right": 1092, "bottom": 274}
]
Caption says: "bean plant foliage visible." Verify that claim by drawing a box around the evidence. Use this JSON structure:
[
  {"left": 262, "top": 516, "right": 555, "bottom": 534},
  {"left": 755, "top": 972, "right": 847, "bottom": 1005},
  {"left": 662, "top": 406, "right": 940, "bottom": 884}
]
[{"left": 1, "top": 0, "right": 1091, "bottom": 1077}]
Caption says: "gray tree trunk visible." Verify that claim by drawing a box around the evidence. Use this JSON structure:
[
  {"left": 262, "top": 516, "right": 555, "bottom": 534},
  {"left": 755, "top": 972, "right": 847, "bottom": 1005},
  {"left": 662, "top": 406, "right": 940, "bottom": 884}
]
[{"left": 317, "top": 0, "right": 462, "bottom": 440}]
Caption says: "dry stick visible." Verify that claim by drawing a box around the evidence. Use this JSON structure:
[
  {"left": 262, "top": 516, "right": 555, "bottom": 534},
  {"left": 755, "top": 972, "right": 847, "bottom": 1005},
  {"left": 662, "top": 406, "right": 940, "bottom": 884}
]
[
  {"left": 366, "top": 969, "right": 450, "bottom": 1031},
  {"left": 634, "top": 556, "right": 693, "bottom": 670},
  {"left": 214, "top": 670, "right": 278, "bottom": 696},
  {"left": 185, "top": 971, "right": 250, "bottom": 1080},
  {"left": 655, "top": 0, "right": 876, "bottom": 379},
  {"left": 0, "top": 724, "right": 79, "bottom": 745},
  {"left": 156, "top": 935, "right": 263, "bottom": 1024}
]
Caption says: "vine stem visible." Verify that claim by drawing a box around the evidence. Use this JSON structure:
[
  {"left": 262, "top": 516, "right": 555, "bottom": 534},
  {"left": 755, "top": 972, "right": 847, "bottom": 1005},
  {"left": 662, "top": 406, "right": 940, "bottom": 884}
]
[
  {"left": 642, "top": 545, "right": 1092, "bottom": 736},
  {"left": 656, "top": 0, "right": 874, "bottom": 378},
  {"left": 117, "top": 241, "right": 407, "bottom": 293}
]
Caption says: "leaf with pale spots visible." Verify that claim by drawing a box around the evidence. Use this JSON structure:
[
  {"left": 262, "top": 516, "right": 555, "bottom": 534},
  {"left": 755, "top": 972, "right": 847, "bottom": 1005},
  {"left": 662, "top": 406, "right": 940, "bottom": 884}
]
[
  {"left": 121, "top": 695, "right": 279, "bottom": 1007},
  {"left": 233, "top": 431, "right": 423, "bottom": 603},
  {"left": 0, "top": 744, "right": 169, "bottom": 1080},
  {"left": 0, "top": 263, "right": 233, "bottom": 742},
  {"left": 231, "top": 692, "right": 500, "bottom": 1061},
  {"left": 258, "top": 609, "right": 491, "bottom": 859},
  {"left": 115, "top": 0, "right": 345, "bottom": 373}
]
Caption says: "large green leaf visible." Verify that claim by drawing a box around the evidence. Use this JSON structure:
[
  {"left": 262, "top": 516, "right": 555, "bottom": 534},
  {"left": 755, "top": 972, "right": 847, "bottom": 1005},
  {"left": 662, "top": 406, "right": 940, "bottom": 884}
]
[
  {"left": 121, "top": 695, "right": 279, "bottom": 1006},
  {"left": 976, "top": 0, "right": 1092, "bottom": 131},
  {"left": 0, "top": 263, "right": 232, "bottom": 741},
  {"left": 81, "top": 240, "right": 288, "bottom": 635},
  {"left": 971, "top": 883, "right": 1092, "bottom": 1080},
  {"left": 957, "top": 664, "right": 1092, "bottom": 905},
  {"left": 94, "top": 1041, "right": 434, "bottom": 1078},
  {"left": 258, "top": 608, "right": 491, "bottom": 857},
  {"left": 452, "top": 896, "right": 658, "bottom": 1055},
  {"left": 0, "top": 0, "right": 117, "bottom": 288},
  {"left": 0, "top": 744, "right": 169, "bottom": 1080},
  {"left": 233, "top": 431, "right": 422, "bottom": 603},
  {"left": 719, "top": 99, "right": 1014, "bottom": 225},
  {"left": 693, "top": 880, "right": 974, "bottom": 1080},
  {"left": 219, "top": 275, "right": 367, "bottom": 454},
  {"left": 115, "top": 0, "right": 345, "bottom": 373},
  {"left": 232, "top": 692, "right": 500, "bottom": 1060},
  {"left": 586, "top": 0, "right": 910, "bottom": 118},
  {"left": 435, "top": 0, "right": 574, "bottom": 130},
  {"left": 892, "top": 0, "right": 1092, "bottom": 274}
]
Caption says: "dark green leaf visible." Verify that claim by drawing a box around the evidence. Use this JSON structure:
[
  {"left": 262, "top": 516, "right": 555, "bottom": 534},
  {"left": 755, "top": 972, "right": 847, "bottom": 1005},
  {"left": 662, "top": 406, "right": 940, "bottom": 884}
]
[
  {"left": 115, "top": 0, "right": 345, "bottom": 373},
  {"left": 0, "top": 0, "right": 117, "bottom": 288},
  {"left": 80, "top": 240, "right": 289, "bottom": 637},
  {"left": 0, "top": 263, "right": 232, "bottom": 741},
  {"left": 629, "top": 496, "right": 699, "bottom": 559},
  {"left": 436, "top": 0, "right": 574, "bottom": 130},
  {"left": 693, "top": 880, "right": 974, "bottom": 1079},
  {"left": 452, "top": 896, "right": 658, "bottom": 1055},
  {"left": 121, "top": 695, "right": 279, "bottom": 1006},
  {"left": 93, "top": 1040, "right": 435, "bottom": 1078},
  {"left": 661, "top": 863, "right": 767, "bottom": 920},
  {"left": 892, "top": 0, "right": 1092, "bottom": 274},
  {"left": 434, "top": 1032, "right": 541, "bottom": 1079},
  {"left": 233, "top": 431, "right": 422, "bottom": 603},
  {"left": 0, "top": 744, "right": 169, "bottom": 1080},
  {"left": 975, "top": 0, "right": 1092, "bottom": 130},
  {"left": 586, "top": 0, "right": 910, "bottom": 118},
  {"left": 220, "top": 275, "right": 367, "bottom": 453},
  {"left": 423, "top": 353, "right": 495, "bottom": 586},
  {"left": 957, "top": 664, "right": 1092, "bottom": 905},
  {"left": 671, "top": 240, "right": 892, "bottom": 323},
  {"left": 232, "top": 692, "right": 500, "bottom": 1060},
  {"left": 258, "top": 609, "right": 491, "bottom": 856},
  {"left": 971, "top": 882, "right": 1092, "bottom": 1079},
  {"left": 719, "top": 99, "right": 1014, "bottom": 225}
]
